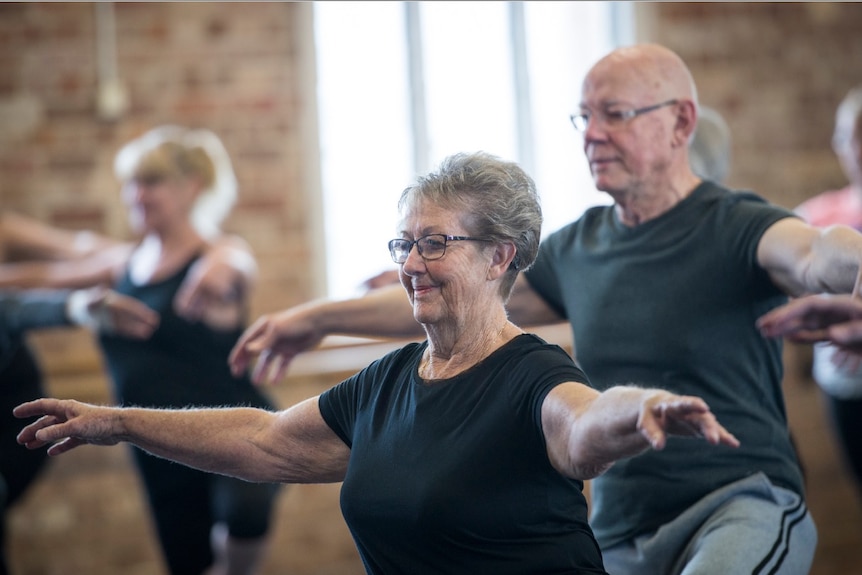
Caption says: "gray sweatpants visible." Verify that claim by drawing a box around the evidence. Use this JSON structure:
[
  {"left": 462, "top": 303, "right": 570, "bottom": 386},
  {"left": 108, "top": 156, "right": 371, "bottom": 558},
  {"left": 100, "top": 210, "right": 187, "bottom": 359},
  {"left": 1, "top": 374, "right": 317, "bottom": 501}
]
[{"left": 601, "top": 473, "right": 817, "bottom": 575}]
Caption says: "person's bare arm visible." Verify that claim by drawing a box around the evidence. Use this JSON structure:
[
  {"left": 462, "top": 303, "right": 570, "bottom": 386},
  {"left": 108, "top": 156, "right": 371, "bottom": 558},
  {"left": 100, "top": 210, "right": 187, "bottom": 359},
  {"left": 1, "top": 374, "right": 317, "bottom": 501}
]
[
  {"left": 757, "top": 218, "right": 862, "bottom": 297},
  {"left": 15, "top": 395, "right": 350, "bottom": 484},
  {"left": 66, "top": 287, "right": 160, "bottom": 339},
  {"left": 174, "top": 234, "right": 258, "bottom": 323},
  {"left": 230, "top": 283, "right": 424, "bottom": 384},
  {"left": 229, "top": 274, "right": 567, "bottom": 385},
  {"left": 504, "top": 274, "right": 566, "bottom": 327},
  {"left": 0, "top": 243, "right": 130, "bottom": 289},
  {"left": 541, "top": 383, "right": 739, "bottom": 480},
  {"left": 0, "top": 212, "right": 117, "bottom": 262}
]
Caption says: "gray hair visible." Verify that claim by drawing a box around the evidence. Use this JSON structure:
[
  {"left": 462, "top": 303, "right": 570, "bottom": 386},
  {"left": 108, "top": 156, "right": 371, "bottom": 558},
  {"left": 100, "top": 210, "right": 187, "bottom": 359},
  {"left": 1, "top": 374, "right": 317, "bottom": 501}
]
[
  {"left": 834, "top": 86, "right": 862, "bottom": 152},
  {"left": 689, "top": 105, "right": 731, "bottom": 183},
  {"left": 398, "top": 152, "right": 542, "bottom": 299},
  {"left": 114, "top": 125, "right": 237, "bottom": 238}
]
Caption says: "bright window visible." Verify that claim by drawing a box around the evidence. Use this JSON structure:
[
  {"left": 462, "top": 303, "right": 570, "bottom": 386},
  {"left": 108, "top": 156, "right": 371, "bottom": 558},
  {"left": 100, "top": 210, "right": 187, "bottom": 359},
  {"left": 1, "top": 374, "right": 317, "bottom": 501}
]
[{"left": 314, "top": 1, "right": 628, "bottom": 299}]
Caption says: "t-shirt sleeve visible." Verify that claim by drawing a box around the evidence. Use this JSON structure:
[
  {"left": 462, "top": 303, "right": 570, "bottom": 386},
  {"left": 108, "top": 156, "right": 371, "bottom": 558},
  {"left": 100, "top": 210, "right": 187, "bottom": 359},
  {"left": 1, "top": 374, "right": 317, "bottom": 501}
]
[
  {"left": 1, "top": 289, "right": 72, "bottom": 335},
  {"left": 509, "top": 339, "right": 591, "bottom": 434},
  {"left": 723, "top": 191, "right": 799, "bottom": 270},
  {"left": 318, "top": 344, "right": 422, "bottom": 448},
  {"left": 522, "top": 229, "right": 573, "bottom": 319},
  {"left": 318, "top": 376, "right": 358, "bottom": 448}
]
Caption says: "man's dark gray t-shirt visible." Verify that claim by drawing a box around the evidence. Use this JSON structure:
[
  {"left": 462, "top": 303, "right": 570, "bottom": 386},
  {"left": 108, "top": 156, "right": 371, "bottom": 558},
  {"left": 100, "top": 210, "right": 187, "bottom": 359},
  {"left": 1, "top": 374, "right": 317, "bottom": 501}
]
[{"left": 524, "top": 181, "right": 805, "bottom": 547}]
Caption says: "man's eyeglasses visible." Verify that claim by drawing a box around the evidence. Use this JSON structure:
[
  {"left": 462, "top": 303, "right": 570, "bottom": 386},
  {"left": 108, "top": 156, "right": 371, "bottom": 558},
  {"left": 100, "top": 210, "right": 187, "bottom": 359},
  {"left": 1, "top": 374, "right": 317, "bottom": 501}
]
[
  {"left": 570, "top": 99, "right": 679, "bottom": 133},
  {"left": 388, "top": 234, "right": 490, "bottom": 264}
]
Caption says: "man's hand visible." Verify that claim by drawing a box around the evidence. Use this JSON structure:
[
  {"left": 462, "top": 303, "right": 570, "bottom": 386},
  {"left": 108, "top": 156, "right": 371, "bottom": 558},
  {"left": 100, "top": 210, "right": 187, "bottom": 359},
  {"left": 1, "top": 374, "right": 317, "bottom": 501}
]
[
  {"left": 758, "top": 293, "right": 862, "bottom": 355},
  {"left": 229, "top": 303, "right": 327, "bottom": 385}
]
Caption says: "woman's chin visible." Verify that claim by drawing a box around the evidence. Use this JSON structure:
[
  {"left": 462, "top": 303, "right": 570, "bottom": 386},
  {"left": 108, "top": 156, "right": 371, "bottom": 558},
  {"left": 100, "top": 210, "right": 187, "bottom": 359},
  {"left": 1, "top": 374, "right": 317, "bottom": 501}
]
[{"left": 411, "top": 303, "right": 437, "bottom": 327}]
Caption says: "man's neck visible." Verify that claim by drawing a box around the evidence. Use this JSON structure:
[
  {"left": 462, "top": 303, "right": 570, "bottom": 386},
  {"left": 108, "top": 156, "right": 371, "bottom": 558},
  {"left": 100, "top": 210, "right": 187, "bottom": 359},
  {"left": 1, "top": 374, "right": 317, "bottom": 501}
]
[{"left": 613, "top": 175, "right": 702, "bottom": 227}]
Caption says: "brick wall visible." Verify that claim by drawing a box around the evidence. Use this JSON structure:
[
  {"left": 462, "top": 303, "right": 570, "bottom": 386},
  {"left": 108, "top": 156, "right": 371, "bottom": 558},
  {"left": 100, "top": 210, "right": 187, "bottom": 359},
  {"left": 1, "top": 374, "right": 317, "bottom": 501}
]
[
  {"left": 646, "top": 5, "right": 862, "bottom": 574},
  {"left": 0, "top": 2, "right": 319, "bottom": 320},
  {"left": 5, "top": 2, "right": 862, "bottom": 574},
  {"left": 5, "top": 3, "right": 862, "bottom": 313},
  {"left": 641, "top": 2, "right": 862, "bottom": 209}
]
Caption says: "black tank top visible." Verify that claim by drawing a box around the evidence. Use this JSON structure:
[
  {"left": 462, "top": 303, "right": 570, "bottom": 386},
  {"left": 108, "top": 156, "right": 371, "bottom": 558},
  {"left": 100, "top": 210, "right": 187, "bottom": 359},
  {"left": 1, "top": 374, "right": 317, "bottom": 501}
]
[{"left": 99, "top": 257, "right": 274, "bottom": 410}]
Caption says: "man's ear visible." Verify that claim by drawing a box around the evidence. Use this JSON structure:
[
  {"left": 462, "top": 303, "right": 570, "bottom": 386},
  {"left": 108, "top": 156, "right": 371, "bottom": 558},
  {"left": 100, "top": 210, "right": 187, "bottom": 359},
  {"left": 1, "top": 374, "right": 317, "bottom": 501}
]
[{"left": 674, "top": 100, "right": 698, "bottom": 147}]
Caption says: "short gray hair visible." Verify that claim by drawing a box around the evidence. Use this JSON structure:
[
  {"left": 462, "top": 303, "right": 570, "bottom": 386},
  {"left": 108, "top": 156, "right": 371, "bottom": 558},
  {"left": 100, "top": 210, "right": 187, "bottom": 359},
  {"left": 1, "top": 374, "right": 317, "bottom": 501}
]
[
  {"left": 398, "top": 152, "right": 542, "bottom": 299},
  {"left": 834, "top": 85, "right": 862, "bottom": 152},
  {"left": 690, "top": 106, "right": 731, "bottom": 183}
]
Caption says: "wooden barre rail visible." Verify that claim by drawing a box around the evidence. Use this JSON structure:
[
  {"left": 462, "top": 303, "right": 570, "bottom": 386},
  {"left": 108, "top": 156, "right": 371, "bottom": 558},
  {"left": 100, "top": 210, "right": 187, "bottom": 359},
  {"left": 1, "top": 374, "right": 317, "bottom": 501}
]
[{"left": 284, "top": 322, "right": 574, "bottom": 379}]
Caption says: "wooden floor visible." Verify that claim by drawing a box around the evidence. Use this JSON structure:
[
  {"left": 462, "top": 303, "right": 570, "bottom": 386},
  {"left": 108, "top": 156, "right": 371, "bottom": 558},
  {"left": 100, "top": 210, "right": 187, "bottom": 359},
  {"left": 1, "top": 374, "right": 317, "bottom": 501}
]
[
  {"left": 6, "top": 368, "right": 366, "bottom": 575},
  {"left": 5, "top": 334, "right": 862, "bottom": 574},
  {"left": 783, "top": 344, "right": 862, "bottom": 575}
]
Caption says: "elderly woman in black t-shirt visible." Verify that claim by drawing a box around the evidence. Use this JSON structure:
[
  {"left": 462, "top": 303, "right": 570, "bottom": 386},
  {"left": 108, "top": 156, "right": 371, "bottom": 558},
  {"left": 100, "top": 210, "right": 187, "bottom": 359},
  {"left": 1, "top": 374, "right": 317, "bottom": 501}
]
[{"left": 15, "top": 151, "right": 739, "bottom": 575}]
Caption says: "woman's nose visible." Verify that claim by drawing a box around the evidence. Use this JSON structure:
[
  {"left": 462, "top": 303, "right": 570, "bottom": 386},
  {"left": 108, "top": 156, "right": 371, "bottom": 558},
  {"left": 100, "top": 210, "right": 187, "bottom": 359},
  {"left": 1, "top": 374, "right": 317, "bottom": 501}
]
[{"left": 401, "top": 243, "right": 425, "bottom": 273}]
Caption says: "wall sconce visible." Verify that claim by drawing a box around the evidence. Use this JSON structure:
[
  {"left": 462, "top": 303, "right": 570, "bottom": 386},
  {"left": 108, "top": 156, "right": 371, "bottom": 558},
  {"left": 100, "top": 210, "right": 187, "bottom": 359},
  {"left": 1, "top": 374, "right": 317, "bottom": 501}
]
[{"left": 95, "top": 2, "right": 129, "bottom": 121}]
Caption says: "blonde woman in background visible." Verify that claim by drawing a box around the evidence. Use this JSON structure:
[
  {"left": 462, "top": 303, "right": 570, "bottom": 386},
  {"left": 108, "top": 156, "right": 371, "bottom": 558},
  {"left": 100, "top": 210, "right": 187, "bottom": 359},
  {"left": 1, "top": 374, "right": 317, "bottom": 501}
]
[
  {"left": 99, "top": 126, "right": 280, "bottom": 575},
  {"left": 5, "top": 126, "right": 279, "bottom": 575}
]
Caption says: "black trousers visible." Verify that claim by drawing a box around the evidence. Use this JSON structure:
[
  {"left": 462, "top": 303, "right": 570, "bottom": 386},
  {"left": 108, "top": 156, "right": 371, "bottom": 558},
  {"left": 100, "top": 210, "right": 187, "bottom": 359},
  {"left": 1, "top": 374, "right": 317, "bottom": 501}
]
[{"left": 0, "top": 343, "right": 50, "bottom": 575}]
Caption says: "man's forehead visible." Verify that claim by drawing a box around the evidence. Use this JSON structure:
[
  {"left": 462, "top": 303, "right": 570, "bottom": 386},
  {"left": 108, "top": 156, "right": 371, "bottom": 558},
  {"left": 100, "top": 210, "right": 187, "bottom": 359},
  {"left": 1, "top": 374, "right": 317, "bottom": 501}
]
[
  {"left": 584, "top": 54, "right": 662, "bottom": 96},
  {"left": 580, "top": 75, "right": 650, "bottom": 107}
]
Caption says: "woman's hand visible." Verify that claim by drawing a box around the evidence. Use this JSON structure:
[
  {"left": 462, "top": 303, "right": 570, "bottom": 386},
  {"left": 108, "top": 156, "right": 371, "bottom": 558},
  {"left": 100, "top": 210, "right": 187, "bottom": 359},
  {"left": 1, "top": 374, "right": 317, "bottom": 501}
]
[
  {"left": 637, "top": 392, "right": 740, "bottom": 451},
  {"left": 544, "top": 384, "right": 740, "bottom": 480},
  {"left": 15, "top": 398, "right": 124, "bottom": 456}
]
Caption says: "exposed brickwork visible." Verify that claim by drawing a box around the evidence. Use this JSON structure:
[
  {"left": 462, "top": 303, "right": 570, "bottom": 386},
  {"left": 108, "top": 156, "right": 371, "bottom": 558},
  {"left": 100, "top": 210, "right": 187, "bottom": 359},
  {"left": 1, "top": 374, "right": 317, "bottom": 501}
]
[
  {"left": 647, "top": 3, "right": 862, "bottom": 209},
  {"left": 4, "top": 3, "right": 862, "bottom": 574},
  {"left": 0, "top": 2, "right": 314, "bottom": 318},
  {"left": 647, "top": 6, "right": 862, "bottom": 573}
]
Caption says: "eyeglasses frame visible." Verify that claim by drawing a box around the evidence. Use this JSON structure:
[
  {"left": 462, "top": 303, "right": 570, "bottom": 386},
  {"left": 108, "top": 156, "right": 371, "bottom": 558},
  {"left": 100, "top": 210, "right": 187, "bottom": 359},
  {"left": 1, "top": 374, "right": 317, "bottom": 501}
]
[
  {"left": 388, "top": 234, "right": 491, "bottom": 264},
  {"left": 570, "top": 99, "right": 679, "bottom": 133}
]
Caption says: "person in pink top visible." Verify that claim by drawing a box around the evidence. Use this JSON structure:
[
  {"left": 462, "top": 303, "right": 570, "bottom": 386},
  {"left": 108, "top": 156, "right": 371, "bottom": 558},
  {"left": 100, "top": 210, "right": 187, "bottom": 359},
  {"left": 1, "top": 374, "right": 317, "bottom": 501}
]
[{"left": 794, "top": 85, "right": 862, "bottom": 501}]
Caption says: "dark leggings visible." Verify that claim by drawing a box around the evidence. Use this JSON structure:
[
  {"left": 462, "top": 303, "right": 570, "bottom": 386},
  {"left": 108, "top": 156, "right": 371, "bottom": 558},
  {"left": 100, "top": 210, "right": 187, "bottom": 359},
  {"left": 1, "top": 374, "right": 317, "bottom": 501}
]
[
  {"left": 132, "top": 447, "right": 280, "bottom": 575},
  {"left": 824, "top": 393, "right": 862, "bottom": 500},
  {"left": 0, "top": 344, "right": 51, "bottom": 575}
]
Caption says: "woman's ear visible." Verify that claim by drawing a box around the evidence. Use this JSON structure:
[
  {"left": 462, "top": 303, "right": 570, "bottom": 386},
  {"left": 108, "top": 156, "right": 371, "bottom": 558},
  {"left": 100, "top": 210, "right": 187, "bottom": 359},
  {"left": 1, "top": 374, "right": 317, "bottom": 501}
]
[
  {"left": 488, "top": 241, "right": 517, "bottom": 280},
  {"left": 187, "top": 175, "right": 207, "bottom": 195},
  {"left": 178, "top": 175, "right": 206, "bottom": 208}
]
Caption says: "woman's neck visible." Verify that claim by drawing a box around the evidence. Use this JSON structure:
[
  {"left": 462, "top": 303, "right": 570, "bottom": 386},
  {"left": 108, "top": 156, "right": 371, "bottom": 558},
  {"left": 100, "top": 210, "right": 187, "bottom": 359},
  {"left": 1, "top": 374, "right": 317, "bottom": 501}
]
[
  {"left": 420, "top": 314, "right": 523, "bottom": 381},
  {"left": 129, "top": 226, "right": 205, "bottom": 285}
]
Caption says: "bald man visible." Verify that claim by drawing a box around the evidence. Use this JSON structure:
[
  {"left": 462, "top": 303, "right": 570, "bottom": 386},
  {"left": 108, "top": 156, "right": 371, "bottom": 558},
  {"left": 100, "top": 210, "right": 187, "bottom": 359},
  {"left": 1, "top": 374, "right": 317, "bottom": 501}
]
[{"left": 228, "top": 44, "right": 858, "bottom": 573}]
